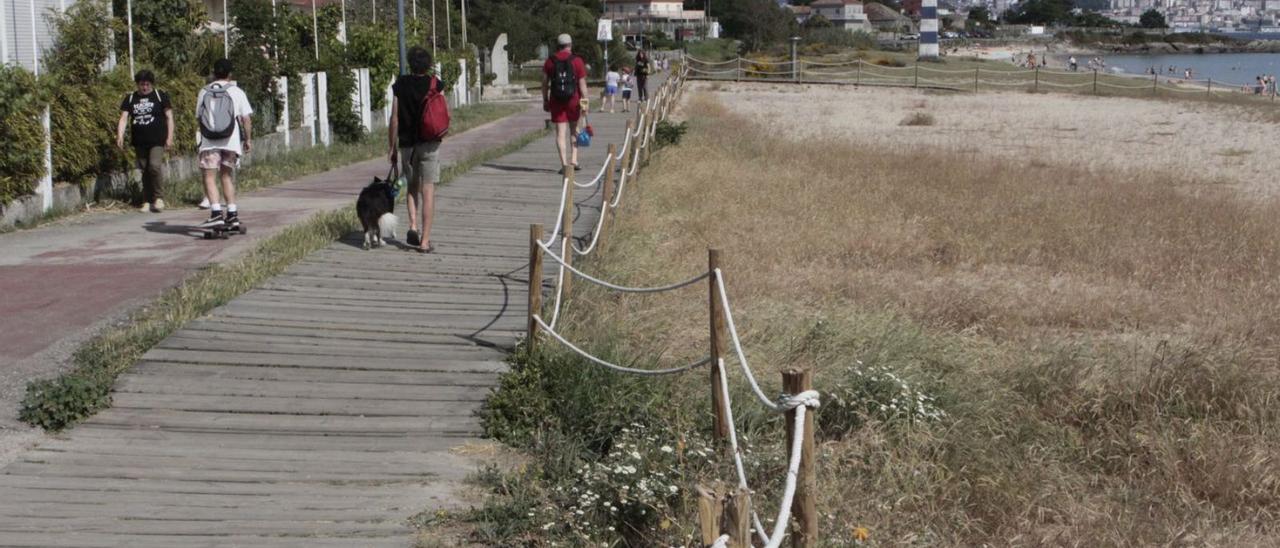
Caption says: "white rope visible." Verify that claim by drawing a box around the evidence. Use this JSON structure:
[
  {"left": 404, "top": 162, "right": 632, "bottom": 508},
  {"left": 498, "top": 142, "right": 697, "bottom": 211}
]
[
  {"left": 863, "top": 64, "right": 914, "bottom": 71},
  {"left": 917, "top": 65, "right": 979, "bottom": 74},
  {"left": 539, "top": 240, "right": 711, "bottom": 293},
  {"left": 714, "top": 358, "right": 820, "bottom": 548},
  {"left": 978, "top": 79, "right": 1033, "bottom": 87},
  {"left": 1037, "top": 80, "right": 1094, "bottom": 89},
  {"left": 540, "top": 177, "right": 569, "bottom": 246},
  {"left": 711, "top": 534, "right": 731, "bottom": 548},
  {"left": 612, "top": 144, "right": 640, "bottom": 208},
  {"left": 533, "top": 315, "right": 712, "bottom": 376},
  {"left": 547, "top": 253, "right": 567, "bottom": 329},
  {"left": 1097, "top": 81, "right": 1154, "bottom": 90},
  {"left": 575, "top": 157, "right": 610, "bottom": 188},
  {"left": 572, "top": 201, "right": 610, "bottom": 255},
  {"left": 686, "top": 55, "right": 739, "bottom": 66},
  {"left": 615, "top": 131, "right": 632, "bottom": 160},
  {"left": 714, "top": 269, "right": 783, "bottom": 412},
  {"left": 801, "top": 59, "right": 861, "bottom": 67}
]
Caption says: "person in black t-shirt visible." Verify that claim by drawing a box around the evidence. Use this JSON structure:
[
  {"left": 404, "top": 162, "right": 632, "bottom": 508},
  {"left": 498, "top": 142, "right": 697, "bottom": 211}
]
[
  {"left": 388, "top": 47, "right": 447, "bottom": 253},
  {"left": 117, "top": 70, "right": 174, "bottom": 212}
]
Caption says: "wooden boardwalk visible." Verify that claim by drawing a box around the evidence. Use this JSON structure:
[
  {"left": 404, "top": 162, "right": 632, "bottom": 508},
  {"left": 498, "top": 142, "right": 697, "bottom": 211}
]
[{"left": 0, "top": 109, "right": 634, "bottom": 546}]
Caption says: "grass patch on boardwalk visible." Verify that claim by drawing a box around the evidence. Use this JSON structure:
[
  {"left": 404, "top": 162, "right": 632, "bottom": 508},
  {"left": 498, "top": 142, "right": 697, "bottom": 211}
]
[
  {"left": 469, "top": 94, "right": 1280, "bottom": 545},
  {"left": 19, "top": 119, "right": 548, "bottom": 432}
]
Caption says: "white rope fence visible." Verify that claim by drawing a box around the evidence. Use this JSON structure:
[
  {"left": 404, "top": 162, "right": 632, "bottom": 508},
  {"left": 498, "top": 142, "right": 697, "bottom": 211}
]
[{"left": 523, "top": 65, "right": 824, "bottom": 547}]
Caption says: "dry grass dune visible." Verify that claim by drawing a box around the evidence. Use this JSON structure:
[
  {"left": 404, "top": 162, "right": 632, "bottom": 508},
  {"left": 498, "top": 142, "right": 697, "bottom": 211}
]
[
  {"left": 565, "top": 84, "right": 1280, "bottom": 545},
  {"left": 711, "top": 82, "right": 1280, "bottom": 197}
]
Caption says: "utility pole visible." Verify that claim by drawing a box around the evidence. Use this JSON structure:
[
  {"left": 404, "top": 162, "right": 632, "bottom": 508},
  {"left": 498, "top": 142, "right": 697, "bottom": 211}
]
[
  {"left": 397, "top": 0, "right": 407, "bottom": 74},
  {"left": 312, "top": 0, "right": 319, "bottom": 60},
  {"left": 223, "top": 0, "right": 229, "bottom": 57},
  {"left": 446, "top": 0, "right": 452, "bottom": 50},
  {"left": 431, "top": 0, "right": 437, "bottom": 58},
  {"left": 126, "top": 0, "right": 135, "bottom": 75},
  {"left": 461, "top": 0, "right": 467, "bottom": 46}
]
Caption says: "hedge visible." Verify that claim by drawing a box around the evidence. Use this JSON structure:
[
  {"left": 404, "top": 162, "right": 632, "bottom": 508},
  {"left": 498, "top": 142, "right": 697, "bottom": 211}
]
[{"left": 0, "top": 67, "right": 46, "bottom": 205}]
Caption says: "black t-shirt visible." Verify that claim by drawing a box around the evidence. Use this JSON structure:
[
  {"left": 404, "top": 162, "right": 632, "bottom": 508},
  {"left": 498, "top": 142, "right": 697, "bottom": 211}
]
[
  {"left": 392, "top": 74, "right": 447, "bottom": 148},
  {"left": 635, "top": 59, "right": 650, "bottom": 77},
  {"left": 120, "top": 90, "right": 171, "bottom": 147}
]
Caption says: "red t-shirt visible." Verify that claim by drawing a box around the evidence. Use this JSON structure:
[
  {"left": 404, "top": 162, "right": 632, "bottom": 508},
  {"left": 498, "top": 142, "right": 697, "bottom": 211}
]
[{"left": 543, "top": 50, "right": 587, "bottom": 103}]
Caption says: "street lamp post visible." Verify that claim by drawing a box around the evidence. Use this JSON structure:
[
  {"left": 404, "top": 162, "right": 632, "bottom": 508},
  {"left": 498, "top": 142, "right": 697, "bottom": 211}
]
[
  {"left": 223, "top": 0, "right": 229, "bottom": 57},
  {"left": 461, "top": 0, "right": 467, "bottom": 46},
  {"left": 126, "top": 0, "right": 135, "bottom": 75},
  {"left": 312, "top": 0, "right": 319, "bottom": 60}
]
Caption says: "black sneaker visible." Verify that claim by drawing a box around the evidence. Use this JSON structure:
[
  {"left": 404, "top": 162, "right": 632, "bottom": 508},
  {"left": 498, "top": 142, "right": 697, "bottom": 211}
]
[
  {"left": 198, "top": 211, "right": 225, "bottom": 229},
  {"left": 407, "top": 229, "right": 421, "bottom": 247},
  {"left": 225, "top": 211, "right": 240, "bottom": 228}
]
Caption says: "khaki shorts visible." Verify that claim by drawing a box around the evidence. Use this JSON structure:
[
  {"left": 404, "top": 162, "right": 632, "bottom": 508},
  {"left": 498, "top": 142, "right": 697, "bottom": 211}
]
[
  {"left": 198, "top": 149, "right": 240, "bottom": 170},
  {"left": 400, "top": 142, "right": 441, "bottom": 189}
]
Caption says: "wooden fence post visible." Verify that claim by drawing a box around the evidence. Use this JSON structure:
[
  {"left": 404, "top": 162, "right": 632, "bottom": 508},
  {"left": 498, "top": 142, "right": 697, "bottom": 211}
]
[
  {"left": 725, "top": 487, "right": 752, "bottom": 548},
  {"left": 708, "top": 249, "right": 729, "bottom": 442},
  {"left": 600, "top": 143, "right": 617, "bottom": 251},
  {"left": 913, "top": 61, "right": 919, "bottom": 88},
  {"left": 1152, "top": 73, "right": 1158, "bottom": 96},
  {"left": 783, "top": 368, "right": 818, "bottom": 548},
  {"left": 561, "top": 168, "right": 574, "bottom": 298},
  {"left": 620, "top": 120, "right": 634, "bottom": 185},
  {"left": 527, "top": 224, "right": 544, "bottom": 353},
  {"left": 697, "top": 485, "right": 723, "bottom": 547},
  {"left": 1034, "top": 66, "right": 1039, "bottom": 93},
  {"left": 1207, "top": 78, "right": 1213, "bottom": 96},
  {"left": 856, "top": 60, "right": 862, "bottom": 87},
  {"left": 1093, "top": 69, "right": 1098, "bottom": 95},
  {"left": 974, "top": 67, "right": 979, "bottom": 93}
]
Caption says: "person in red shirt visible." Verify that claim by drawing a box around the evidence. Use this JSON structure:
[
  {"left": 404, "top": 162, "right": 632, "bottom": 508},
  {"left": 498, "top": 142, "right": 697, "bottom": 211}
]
[{"left": 542, "top": 33, "right": 589, "bottom": 173}]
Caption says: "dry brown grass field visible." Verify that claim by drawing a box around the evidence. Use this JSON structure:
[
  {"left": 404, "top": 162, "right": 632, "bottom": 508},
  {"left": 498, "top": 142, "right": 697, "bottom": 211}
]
[{"left": 564, "top": 84, "right": 1280, "bottom": 545}]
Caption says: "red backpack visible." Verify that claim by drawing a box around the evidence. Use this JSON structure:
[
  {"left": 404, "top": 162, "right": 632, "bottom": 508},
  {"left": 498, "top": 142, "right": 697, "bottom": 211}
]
[{"left": 417, "top": 76, "right": 450, "bottom": 142}]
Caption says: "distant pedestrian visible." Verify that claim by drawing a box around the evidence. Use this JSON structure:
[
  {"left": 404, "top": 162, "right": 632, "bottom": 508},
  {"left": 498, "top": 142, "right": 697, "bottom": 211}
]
[
  {"left": 603, "top": 66, "right": 620, "bottom": 113},
  {"left": 620, "top": 67, "right": 634, "bottom": 113},
  {"left": 635, "top": 50, "right": 652, "bottom": 103},
  {"left": 196, "top": 58, "right": 253, "bottom": 230},
  {"left": 116, "top": 69, "right": 173, "bottom": 213},
  {"left": 542, "top": 33, "right": 589, "bottom": 173},
  {"left": 1068, "top": 56, "right": 1078, "bottom": 71},
  {"left": 389, "top": 46, "right": 448, "bottom": 253}
]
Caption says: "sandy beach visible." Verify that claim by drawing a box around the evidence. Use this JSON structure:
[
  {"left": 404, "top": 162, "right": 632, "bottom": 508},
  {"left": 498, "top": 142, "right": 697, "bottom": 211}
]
[{"left": 704, "top": 82, "right": 1280, "bottom": 197}]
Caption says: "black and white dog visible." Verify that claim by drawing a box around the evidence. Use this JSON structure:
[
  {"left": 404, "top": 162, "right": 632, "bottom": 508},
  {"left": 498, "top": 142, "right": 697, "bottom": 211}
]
[{"left": 356, "top": 176, "right": 401, "bottom": 250}]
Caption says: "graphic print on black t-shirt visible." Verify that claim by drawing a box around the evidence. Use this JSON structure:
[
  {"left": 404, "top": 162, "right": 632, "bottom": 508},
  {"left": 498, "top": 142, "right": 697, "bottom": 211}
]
[{"left": 120, "top": 90, "right": 171, "bottom": 147}]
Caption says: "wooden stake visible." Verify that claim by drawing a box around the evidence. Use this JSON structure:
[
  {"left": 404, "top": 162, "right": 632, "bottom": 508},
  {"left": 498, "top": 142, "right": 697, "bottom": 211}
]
[
  {"left": 697, "top": 484, "right": 723, "bottom": 547},
  {"left": 527, "top": 224, "right": 543, "bottom": 353},
  {"left": 708, "top": 249, "right": 729, "bottom": 442},
  {"left": 619, "top": 120, "right": 634, "bottom": 186},
  {"left": 725, "top": 487, "right": 752, "bottom": 548},
  {"left": 600, "top": 143, "right": 617, "bottom": 252},
  {"left": 783, "top": 368, "right": 817, "bottom": 547},
  {"left": 561, "top": 168, "right": 574, "bottom": 297}
]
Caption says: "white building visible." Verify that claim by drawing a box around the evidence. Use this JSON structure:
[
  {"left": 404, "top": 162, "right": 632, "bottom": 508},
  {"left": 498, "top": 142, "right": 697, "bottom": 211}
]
[
  {"left": 2, "top": 0, "right": 65, "bottom": 72},
  {"left": 809, "top": 0, "right": 873, "bottom": 32},
  {"left": 603, "top": 0, "right": 712, "bottom": 41}
]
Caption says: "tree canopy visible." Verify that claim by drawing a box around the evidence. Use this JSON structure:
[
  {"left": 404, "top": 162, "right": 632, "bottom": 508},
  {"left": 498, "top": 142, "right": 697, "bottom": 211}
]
[{"left": 1139, "top": 9, "right": 1168, "bottom": 29}]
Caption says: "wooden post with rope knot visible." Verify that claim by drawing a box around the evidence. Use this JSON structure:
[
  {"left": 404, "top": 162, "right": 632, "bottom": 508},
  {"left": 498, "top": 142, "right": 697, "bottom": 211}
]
[
  {"left": 527, "top": 224, "right": 544, "bottom": 354},
  {"left": 783, "top": 368, "right": 818, "bottom": 547},
  {"left": 561, "top": 168, "right": 574, "bottom": 298},
  {"left": 708, "top": 249, "right": 730, "bottom": 442},
  {"left": 600, "top": 143, "right": 617, "bottom": 252}
]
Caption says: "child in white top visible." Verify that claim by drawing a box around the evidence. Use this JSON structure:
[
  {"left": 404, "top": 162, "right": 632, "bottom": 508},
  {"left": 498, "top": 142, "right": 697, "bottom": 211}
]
[
  {"left": 603, "top": 67, "right": 621, "bottom": 113},
  {"left": 620, "top": 68, "right": 634, "bottom": 113}
]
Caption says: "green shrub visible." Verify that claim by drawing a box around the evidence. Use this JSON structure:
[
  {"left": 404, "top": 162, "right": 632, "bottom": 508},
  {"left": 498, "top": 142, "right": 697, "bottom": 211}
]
[
  {"left": 654, "top": 120, "right": 688, "bottom": 149},
  {"left": 347, "top": 24, "right": 398, "bottom": 110},
  {"left": 0, "top": 66, "right": 46, "bottom": 204},
  {"left": 45, "top": 0, "right": 133, "bottom": 184},
  {"left": 19, "top": 373, "right": 111, "bottom": 431}
]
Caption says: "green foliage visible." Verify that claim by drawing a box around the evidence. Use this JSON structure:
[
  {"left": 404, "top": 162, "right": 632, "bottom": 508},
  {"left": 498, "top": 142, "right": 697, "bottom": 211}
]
[
  {"left": 1140, "top": 8, "right": 1168, "bottom": 29},
  {"left": 19, "top": 374, "right": 111, "bottom": 431},
  {"left": 116, "top": 0, "right": 208, "bottom": 74},
  {"left": 654, "top": 121, "right": 688, "bottom": 149},
  {"left": 802, "top": 28, "right": 877, "bottom": 51},
  {"left": 1002, "top": 0, "right": 1074, "bottom": 25},
  {"left": 326, "top": 66, "right": 365, "bottom": 143},
  {"left": 803, "top": 14, "right": 833, "bottom": 29},
  {"left": 229, "top": 0, "right": 282, "bottom": 131},
  {"left": 0, "top": 66, "right": 46, "bottom": 204},
  {"left": 45, "top": 0, "right": 133, "bottom": 184},
  {"left": 347, "top": 24, "right": 398, "bottom": 110},
  {"left": 710, "top": 0, "right": 799, "bottom": 51}
]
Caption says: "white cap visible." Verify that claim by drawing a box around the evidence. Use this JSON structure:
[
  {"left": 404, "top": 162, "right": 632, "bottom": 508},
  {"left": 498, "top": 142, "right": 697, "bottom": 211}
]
[{"left": 557, "top": 34, "right": 572, "bottom": 46}]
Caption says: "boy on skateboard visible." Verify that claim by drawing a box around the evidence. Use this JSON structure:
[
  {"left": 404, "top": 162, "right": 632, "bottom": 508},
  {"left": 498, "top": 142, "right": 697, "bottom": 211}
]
[{"left": 196, "top": 58, "right": 254, "bottom": 231}]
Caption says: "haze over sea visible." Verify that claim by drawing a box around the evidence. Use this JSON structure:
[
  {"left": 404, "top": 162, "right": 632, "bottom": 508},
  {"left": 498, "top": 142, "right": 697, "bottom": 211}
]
[{"left": 1104, "top": 52, "right": 1280, "bottom": 86}]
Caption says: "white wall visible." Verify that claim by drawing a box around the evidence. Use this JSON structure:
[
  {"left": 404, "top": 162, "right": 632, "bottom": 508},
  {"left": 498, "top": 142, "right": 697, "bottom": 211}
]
[{"left": 4, "top": 0, "right": 62, "bottom": 72}]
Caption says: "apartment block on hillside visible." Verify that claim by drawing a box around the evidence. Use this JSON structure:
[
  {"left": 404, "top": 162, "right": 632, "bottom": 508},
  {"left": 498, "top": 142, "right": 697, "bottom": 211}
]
[{"left": 810, "top": 0, "right": 873, "bottom": 32}]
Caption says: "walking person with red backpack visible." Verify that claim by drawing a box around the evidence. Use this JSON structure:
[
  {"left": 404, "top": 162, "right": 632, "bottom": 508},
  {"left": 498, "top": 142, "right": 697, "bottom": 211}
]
[
  {"left": 389, "top": 46, "right": 449, "bottom": 253},
  {"left": 542, "top": 34, "right": 589, "bottom": 173},
  {"left": 195, "top": 59, "right": 253, "bottom": 231}
]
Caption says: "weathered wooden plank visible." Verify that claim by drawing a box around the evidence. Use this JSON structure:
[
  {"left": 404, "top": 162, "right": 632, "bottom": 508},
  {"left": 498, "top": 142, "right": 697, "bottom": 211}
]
[{"left": 126, "top": 362, "right": 502, "bottom": 387}]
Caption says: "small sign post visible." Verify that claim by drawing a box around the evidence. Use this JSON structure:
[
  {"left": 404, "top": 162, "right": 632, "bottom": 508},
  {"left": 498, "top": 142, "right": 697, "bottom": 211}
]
[{"left": 598, "top": 18, "right": 612, "bottom": 76}]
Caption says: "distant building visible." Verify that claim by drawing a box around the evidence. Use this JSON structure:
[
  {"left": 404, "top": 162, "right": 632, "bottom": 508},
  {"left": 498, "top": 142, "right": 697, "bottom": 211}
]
[
  {"left": 789, "top": 4, "right": 814, "bottom": 24},
  {"left": 865, "top": 2, "right": 916, "bottom": 33},
  {"left": 809, "top": 0, "right": 873, "bottom": 31},
  {"left": 603, "top": 0, "right": 714, "bottom": 43}
]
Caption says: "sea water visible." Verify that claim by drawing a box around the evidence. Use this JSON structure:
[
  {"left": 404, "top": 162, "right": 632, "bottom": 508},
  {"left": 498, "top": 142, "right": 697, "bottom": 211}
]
[{"left": 1102, "top": 52, "right": 1280, "bottom": 87}]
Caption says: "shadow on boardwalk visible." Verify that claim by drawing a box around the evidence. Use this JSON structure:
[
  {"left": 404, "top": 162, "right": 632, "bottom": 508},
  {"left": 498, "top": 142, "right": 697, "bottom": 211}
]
[{"left": 0, "top": 106, "right": 638, "bottom": 546}]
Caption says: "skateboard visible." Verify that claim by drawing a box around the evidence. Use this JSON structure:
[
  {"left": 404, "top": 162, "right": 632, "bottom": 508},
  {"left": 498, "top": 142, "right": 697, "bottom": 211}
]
[{"left": 202, "top": 221, "right": 247, "bottom": 240}]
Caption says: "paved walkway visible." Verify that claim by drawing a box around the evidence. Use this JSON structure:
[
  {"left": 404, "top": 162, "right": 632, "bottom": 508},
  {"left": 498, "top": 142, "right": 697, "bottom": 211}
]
[
  {"left": 0, "top": 105, "right": 545, "bottom": 440},
  {"left": 0, "top": 97, "right": 638, "bottom": 546}
]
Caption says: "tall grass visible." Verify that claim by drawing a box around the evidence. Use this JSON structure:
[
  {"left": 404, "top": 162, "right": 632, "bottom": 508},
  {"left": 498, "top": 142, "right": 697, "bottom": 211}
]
[{"left": 537, "top": 94, "right": 1280, "bottom": 545}]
